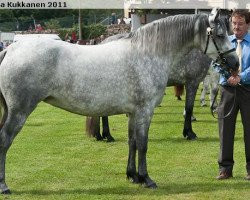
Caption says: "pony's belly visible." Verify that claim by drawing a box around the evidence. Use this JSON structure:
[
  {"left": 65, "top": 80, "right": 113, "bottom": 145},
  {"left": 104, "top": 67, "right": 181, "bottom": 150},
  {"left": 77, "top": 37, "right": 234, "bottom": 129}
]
[{"left": 44, "top": 96, "right": 132, "bottom": 116}]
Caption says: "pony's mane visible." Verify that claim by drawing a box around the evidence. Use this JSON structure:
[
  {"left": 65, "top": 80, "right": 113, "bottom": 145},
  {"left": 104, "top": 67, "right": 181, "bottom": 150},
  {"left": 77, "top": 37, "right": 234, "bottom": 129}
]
[
  {"left": 130, "top": 14, "right": 209, "bottom": 56},
  {"left": 101, "top": 33, "right": 129, "bottom": 44}
]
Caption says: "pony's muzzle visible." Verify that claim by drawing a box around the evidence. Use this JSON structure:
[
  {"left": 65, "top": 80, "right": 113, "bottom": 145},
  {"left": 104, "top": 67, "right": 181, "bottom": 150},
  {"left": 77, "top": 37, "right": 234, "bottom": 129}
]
[
  {"left": 224, "top": 55, "right": 239, "bottom": 72},
  {"left": 233, "top": 61, "right": 240, "bottom": 72}
]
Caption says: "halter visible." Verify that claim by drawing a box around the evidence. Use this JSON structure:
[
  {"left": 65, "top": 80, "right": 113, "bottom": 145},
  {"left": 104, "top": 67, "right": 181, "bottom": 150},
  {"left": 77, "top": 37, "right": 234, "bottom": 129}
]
[{"left": 203, "top": 26, "right": 236, "bottom": 65}]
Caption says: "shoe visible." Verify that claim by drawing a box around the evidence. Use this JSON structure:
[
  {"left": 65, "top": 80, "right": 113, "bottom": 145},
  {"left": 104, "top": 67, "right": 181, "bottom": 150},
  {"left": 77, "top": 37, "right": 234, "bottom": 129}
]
[
  {"left": 245, "top": 174, "right": 250, "bottom": 180},
  {"left": 216, "top": 171, "right": 233, "bottom": 180}
]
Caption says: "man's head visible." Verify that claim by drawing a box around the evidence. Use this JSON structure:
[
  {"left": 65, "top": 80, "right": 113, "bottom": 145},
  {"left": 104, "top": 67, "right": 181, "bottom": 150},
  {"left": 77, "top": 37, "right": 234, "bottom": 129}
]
[{"left": 231, "top": 9, "right": 250, "bottom": 39}]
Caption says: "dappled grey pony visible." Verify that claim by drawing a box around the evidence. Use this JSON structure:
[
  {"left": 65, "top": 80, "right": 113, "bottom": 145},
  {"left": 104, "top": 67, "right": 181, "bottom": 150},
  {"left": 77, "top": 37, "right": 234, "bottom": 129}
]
[{"left": 0, "top": 8, "right": 238, "bottom": 194}]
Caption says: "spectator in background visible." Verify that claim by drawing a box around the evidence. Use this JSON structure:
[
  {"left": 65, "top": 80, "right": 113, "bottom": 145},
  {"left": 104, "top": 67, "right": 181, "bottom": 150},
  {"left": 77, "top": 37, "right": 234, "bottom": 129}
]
[
  {"left": 71, "top": 32, "right": 77, "bottom": 43},
  {"left": 35, "top": 24, "right": 43, "bottom": 32},
  {"left": 111, "top": 13, "right": 117, "bottom": 25}
]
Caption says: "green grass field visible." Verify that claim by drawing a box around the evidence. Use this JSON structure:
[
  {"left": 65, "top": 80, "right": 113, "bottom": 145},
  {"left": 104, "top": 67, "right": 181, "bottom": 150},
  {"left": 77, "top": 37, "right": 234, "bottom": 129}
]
[{"left": 4, "top": 86, "right": 249, "bottom": 200}]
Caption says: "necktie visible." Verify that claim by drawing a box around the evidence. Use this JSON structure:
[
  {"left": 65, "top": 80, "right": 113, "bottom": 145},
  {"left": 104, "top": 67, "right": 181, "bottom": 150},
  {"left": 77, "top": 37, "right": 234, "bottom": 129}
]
[{"left": 236, "top": 40, "right": 242, "bottom": 72}]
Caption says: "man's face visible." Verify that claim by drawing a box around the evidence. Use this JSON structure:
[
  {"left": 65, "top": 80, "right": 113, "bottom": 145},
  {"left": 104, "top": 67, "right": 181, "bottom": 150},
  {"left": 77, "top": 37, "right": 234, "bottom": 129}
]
[{"left": 231, "top": 15, "right": 249, "bottom": 39}]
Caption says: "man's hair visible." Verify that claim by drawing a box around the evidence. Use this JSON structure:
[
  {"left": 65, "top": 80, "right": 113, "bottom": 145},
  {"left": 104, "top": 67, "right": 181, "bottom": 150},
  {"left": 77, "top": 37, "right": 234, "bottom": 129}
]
[{"left": 231, "top": 9, "right": 250, "bottom": 24}]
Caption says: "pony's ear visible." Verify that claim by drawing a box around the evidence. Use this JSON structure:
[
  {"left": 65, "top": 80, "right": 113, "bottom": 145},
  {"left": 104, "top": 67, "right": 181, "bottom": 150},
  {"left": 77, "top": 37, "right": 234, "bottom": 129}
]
[{"left": 209, "top": 7, "right": 220, "bottom": 28}]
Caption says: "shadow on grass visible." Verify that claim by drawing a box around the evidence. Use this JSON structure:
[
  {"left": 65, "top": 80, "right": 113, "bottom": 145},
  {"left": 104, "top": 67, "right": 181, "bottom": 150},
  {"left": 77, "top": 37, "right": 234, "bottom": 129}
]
[
  {"left": 154, "top": 112, "right": 183, "bottom": 115},
  {"left": 149, "top": 136, "right": 241, "bottom": 143},
  {"left": 152, "top": 118, "right": 217, "bottom": 124},
  {"left": 11, "top": 180, "right": 250, "bottom": 196},
  {"left": 152, "top": 120, "right": 184, "bottom": 124},
  {"left": 148, "top": 136, "right": 216, "bottom": 144}
]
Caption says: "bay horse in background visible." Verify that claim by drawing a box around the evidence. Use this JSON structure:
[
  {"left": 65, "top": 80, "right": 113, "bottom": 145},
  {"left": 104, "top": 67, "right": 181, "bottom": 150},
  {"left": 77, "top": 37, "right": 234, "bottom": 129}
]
[
  {"left": 0, "top": 8, "right": 238, "bottom": 193},
  {"left": 86, "top": 11, "right": 232, "bottom": 141},
  {"left": 174, "top": 85, "right": 185, "bottom": 101}
]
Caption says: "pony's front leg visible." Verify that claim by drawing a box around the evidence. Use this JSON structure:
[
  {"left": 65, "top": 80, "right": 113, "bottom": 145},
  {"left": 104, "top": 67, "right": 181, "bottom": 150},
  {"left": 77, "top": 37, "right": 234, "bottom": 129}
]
[
  {"left": 183, "top": 82, "right": 199, "bottom": 140},
  {"left": 0, "top": 148, "right": 10, "bottom": 194},
  {"left": 136, "top": 109, "right": 157, "bottom": 188},
  {"left": 126, "top": 114, "right": 138, "bottom": 183}
]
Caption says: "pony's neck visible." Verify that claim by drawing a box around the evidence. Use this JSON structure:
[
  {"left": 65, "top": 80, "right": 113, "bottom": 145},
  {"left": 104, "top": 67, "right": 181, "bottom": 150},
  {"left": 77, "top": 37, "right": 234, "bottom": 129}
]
[{"left": 130, "top": 14, "right": 208, "bottom": 58}]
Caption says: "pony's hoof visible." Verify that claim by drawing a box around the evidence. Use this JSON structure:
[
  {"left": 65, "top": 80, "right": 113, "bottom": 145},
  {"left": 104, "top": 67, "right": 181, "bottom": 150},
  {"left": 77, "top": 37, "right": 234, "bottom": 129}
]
[
  {"left": 187, "top": 135, "right": 197, "bottom": 140},
  {"left": 1, "top": 189, "right": 11, "bottom": 194},
  {"left": 138, "top": 174, "right": 157, "bottom": 189},
  {"left": 127, "top": 172, "right": 139, "bottom": 184},
  {"left": 146, "top": 182, "right": 158, "bottom": 189},
  {"left": 106, "top": 137, "right": 115, "bottom": 142},
  {"left": 95, "top": 135, "right": 103, "bottom": 141},
  {"left": 184, "top": 130, "right": 197, "bottom": 140}
]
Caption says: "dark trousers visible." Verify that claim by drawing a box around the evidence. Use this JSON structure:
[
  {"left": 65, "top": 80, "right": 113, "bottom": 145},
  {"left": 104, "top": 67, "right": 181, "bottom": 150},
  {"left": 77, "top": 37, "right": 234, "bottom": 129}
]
[{"left": 218, "top": 85, "right": 250, "bottom": 173}]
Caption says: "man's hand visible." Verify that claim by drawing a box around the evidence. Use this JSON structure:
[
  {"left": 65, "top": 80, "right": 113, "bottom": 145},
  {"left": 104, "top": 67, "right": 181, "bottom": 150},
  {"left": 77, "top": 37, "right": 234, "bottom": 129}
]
[{"left": 227, "top": 75, "right": 241, "bottom": 86}]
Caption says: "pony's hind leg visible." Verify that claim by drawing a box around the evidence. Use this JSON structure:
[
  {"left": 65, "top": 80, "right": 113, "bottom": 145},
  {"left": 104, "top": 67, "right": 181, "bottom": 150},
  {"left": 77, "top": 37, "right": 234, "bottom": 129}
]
[{"left": 0, "top": 110, "right": 30, "bottom": 194}]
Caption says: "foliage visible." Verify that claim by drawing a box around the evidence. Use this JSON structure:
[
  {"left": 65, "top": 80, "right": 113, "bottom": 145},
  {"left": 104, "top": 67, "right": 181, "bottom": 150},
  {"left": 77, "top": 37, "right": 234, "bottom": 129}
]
[
  {"left": 57, "top": 23, "right": 106, "bottom": 41},
  {"left": 0, "top": 21, "right": 17, "bottom": 32},
  {"left": 0, "top": 9, "right": 123, "bottom": 29},
  {"left": 0, "top": 9, "right": 15, "bottom": 22},
  {"left": 82, "top": 23, "right": 107, "bottom": 39},
  {"left": 56, "top": 27, "right": 75, "bottom": 40},
  {"left": 44, "top": 19, "right": 61, "bottom": 30},
  {"left": 5, "top": 86, "right": 249, "bottom": 199},
  {"left": 0, "top": 9, "right": 119, "bottom": 40}
]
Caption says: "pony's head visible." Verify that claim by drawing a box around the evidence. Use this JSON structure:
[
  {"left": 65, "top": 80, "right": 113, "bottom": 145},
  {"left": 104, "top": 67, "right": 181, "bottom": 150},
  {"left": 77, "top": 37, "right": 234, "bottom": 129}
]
[
  {"left": 129, "top": 8, "right": 238, "bottom": 72},
  {"left": 204, "top": 8, "right": 239, "bottom": 72}
]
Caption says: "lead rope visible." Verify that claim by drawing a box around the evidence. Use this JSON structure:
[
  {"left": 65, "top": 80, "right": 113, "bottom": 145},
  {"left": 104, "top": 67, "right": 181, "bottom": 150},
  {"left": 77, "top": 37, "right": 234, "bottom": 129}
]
[
  {"left": 211, "top": 84, "right": 250, "bottom": 119},
  {"left": 210, "top": 86, "right": 236, "bottom": 119}
]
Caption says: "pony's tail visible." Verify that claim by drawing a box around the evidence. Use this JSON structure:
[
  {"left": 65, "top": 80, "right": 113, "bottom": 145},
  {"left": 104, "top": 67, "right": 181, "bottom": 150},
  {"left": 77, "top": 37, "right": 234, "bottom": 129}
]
[
  {"left": 0, "top": 50, "right": 8, "bottom": 130},
  {"left": 85, "top": 116, "right": 100, "bottom": 137}
]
